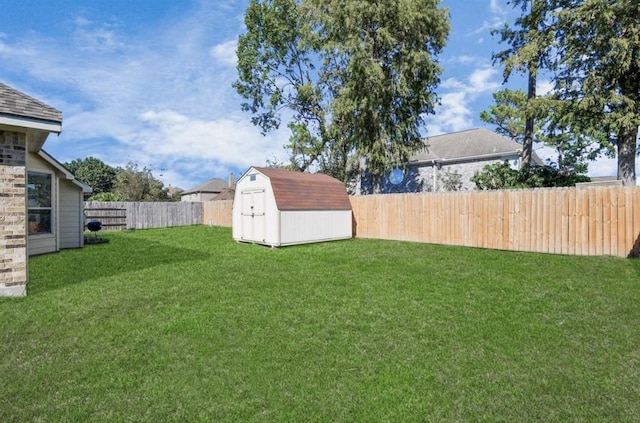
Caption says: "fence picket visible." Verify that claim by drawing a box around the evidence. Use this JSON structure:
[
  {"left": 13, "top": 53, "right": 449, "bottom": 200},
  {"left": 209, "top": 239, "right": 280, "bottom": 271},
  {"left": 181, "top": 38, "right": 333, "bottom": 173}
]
[{"left": 84, "top": 201, "right": 202, "bottom": 231}]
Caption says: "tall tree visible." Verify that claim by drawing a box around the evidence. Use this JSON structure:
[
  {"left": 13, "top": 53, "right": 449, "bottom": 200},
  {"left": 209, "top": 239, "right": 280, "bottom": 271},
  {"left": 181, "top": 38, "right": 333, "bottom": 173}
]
[
  {"left": 538, "top": 98, "right": 614, "bottom": 173},
  {"left": 493, "top": 0, "right": 556, "bottom": 168},
  {"left": 234, "top": 0, "right": 328, "bottom": 174},
  {"left": 553, "top": 0, "right": 640, "bottom": 185},
  {"left": 480, "top": 89, "right": 528, "bottom": 142},
  {"left": 64, "top": 157, "right": 119, "bottom": 195},
  {"left": 496, "top": 0, "right": 639, "bottom": 185},
  {"left": 234, "top": 0, "right": 449, "bottom": 188},
  {"left": 114, "top": 162, "right": 169, "bottom": 202},
  {"left": 481, "top": 88, "right": 610, "bottom": 173}
]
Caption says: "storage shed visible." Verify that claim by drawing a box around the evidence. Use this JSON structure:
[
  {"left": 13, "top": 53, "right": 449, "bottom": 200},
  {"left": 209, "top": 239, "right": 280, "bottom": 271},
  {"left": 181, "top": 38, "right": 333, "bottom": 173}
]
[{"left": 232, "top": 167, "right": 352, "bottom": 247}]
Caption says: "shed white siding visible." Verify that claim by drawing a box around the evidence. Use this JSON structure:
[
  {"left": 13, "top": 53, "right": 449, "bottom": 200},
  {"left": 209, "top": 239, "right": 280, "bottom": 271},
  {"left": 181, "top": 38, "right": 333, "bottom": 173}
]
[
  {"left": 279, "top": 210, "right": 352, "bottom": 246},
  {"left": 233, "top": 167, "right": 352, "bottom": 247},
  {"left": 233, "top": 171, "right": 278, "bottom": 244}
]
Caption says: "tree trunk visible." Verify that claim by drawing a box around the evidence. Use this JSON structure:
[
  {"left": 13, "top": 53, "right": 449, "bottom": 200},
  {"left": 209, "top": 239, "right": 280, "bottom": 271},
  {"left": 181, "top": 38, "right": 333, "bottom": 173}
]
[
  {"left": 521, "top": 68, "right": 536, "bottom": 168},
  {"left": 617, "top": 126, "right": 638, "bottom": 186}
]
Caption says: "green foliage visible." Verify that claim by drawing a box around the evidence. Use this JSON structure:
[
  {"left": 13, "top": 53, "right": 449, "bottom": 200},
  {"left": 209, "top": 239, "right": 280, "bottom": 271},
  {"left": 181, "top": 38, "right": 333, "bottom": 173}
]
[
  {"left": 64, "top": 157, "right": 119, "bottom": 194},
  {"left": 471, "top": 161, "right": 590, "bottom": 190},
  {"left": 114, "top": 162, "right": 170, "bottom": 201},
  {"left": 3, "top": 226, "right": 639, "bottom": 421},
  {"left": 66, "top": 157, "right": 174, "bottom": 201},
  {"left": 480, "top": 89, "right": 528, "bottom": 142},
  {"left": 438, "top": 169, "right": 463, "bottom": 192},
  {"left": 235, "top": 0, "right": 449, "bottom": 187},
  {"left": 87, "top": 191, "right": 127, "bottom": 202},
  {"left": 481, "top": 89, "right": 611, "bottom": 173},
  {"left": 495, "top": 0, "right": 640, "bottom": 185},
  {"left": 553, "top": 0, "right": 640, "bottom": 185}
]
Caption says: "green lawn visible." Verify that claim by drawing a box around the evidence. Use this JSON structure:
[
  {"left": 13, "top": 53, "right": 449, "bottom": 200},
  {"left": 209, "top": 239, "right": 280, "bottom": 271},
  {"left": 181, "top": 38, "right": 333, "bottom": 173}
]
[{"left": 2, "top": 226, "right": 639, "bottom": 422}]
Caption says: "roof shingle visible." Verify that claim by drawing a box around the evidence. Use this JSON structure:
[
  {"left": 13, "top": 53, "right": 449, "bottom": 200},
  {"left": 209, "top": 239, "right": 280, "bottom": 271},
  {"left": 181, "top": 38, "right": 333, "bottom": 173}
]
[
  {"left": 0, "top": 82, "right": 62, "bottom": 123},
  {"left": 182, "top": 178, "right": 229, "bottom": 195},
  {"left": 412, "top": 127, "right": 543, "bottom": 165},
  {"left": 253, "top": 167, "right": 352, "bottom": 211}
]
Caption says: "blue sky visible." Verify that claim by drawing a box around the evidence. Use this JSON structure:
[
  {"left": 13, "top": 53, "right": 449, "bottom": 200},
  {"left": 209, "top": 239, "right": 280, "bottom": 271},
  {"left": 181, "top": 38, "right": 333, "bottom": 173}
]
[{"left": 0, "top": 0, "right": 623, "bottom": 189}]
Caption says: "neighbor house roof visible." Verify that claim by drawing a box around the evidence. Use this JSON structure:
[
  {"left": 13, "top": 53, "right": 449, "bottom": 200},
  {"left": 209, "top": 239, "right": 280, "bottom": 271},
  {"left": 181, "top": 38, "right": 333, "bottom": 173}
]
[
  {"left": 212, "top": 189, "right": 234, "bottom": 201},
  {"left": 181, "top": 178, "right": 228, "bottom": 195},
  {"left": 0, "top": 82, "right": 62, "bottom": 133},
  {"left": 411, "top": 127, "right": 544, "bottom": 165},
  {"left": 252, "top": 167, "right": 352, "bottom": 211}
]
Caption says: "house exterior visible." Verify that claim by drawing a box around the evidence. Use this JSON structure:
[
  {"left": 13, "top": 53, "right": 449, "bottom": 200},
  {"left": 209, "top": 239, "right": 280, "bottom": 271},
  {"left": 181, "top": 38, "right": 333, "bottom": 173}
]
[
  {"left": 357, "top": 128, "right": 544, "bottom": 194},
  {"left": 232, "top": 166, "right": 352, "bottom": 247},
  {"left": 181, "top": 174, "right": 235, "bottom": 202},
  {"left": 27, "top": 149, "right": 92, "bottom": 256},
  {"left": 0, "top": 82, "right": 90, "bottom": 297}
]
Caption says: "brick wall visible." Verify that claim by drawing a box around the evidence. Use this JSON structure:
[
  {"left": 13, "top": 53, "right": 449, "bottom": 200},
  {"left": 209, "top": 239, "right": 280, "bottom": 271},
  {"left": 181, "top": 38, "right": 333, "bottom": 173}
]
[{"left": 0, "top": 131, "right": 27, "bottom": 296}]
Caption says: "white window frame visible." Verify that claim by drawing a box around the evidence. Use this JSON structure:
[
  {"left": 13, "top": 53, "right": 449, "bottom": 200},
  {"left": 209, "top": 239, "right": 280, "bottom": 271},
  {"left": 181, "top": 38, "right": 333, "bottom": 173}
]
[{"left": 27, "top": 171, "right": 54, "bottom": 236}]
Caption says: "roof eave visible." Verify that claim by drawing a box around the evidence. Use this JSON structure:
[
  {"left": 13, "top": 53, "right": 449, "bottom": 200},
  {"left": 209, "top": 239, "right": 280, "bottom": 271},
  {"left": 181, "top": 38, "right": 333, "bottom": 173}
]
[
  {"left": 37, "top": 150, "right": 92, "bottom": 193},
  {"left": 410, "top": 150, "right": 522, "bottom": 165},
  {"left": 0, "top": 114, "right": 62, "bottom": 134}
]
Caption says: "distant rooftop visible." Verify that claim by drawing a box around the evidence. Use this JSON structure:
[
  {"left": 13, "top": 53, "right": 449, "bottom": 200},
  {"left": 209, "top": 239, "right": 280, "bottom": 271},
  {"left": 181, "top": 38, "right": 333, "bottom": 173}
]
[
  {"left": 412, "top": 127, "right": 543, "bottom": 165},
  {"left": 182, "top": 178, "right": 229, "bottom": 195}
]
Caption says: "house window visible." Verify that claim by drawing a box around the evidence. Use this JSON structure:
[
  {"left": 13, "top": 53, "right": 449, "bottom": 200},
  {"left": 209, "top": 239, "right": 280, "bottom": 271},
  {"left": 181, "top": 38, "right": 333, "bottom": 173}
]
[{"left": 27, "top": 172, "right": 52, "bottom": 235}]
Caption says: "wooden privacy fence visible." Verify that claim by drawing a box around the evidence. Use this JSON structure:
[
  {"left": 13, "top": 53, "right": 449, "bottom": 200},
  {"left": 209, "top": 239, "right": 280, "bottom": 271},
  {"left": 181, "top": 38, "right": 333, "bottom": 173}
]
[
  {"left": 350, "top": 187, "right": 640, "bottom": 258},
  {"left": 202, "top": 200, "right": 233, "bottom": 227},
  {"left": 85, "top": 202, "right": 202, "bottom": 231},
  {"left": 193, "top": 187, "right": 640, "bottom": 257},
  {"left": 202, "top": 187, "right": 640, "bottom": 257},
  {"left": 84, "top": 204, "right": 127, "bottom": 231}
]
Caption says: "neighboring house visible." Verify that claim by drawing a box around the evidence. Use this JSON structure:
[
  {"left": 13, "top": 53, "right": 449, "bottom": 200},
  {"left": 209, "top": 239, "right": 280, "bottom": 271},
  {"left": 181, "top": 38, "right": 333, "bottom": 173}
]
[
  {"left": 0, "top": 82, "right": 91, "bottom": 297},
  {"left": 357, "top": 127, "right": 544, "bottom": 194},
  {"left": 181, "top": 174, "right": 235, "bottom": 202}
]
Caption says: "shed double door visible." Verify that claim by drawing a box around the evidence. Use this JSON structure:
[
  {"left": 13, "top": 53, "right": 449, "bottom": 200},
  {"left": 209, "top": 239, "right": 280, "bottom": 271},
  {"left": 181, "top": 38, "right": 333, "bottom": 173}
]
[{"left": 240, "top": 189, "right": 266, "bottom": 242}]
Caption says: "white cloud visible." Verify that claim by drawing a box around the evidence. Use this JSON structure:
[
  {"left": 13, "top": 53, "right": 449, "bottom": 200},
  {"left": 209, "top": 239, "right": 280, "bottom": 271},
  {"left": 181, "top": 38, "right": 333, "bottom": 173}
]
[
  {"left": 426, "top": 92, "right": 473, "bottom": 135},
  {"left": 536, "top": 79, "right": 554, "bottom": 96},
  {"left": 447, "top": 55, "right": 481, "bottom": 66},
  {"left": 0, "top": 2, "right": 275, "bottom": 188},
  {"left": 135, "top": 110, "right": 285, "bottom": 166},
  {"left": 426, "top": 67, "right": 501, "bottom": 135},
  {"left": 489, "top": 0, "right": 508, "bottom": 17},
  {"left": 210, "top": 39, "right": 238, "bottom": 66},
  {"left": 72, "top": 17, "right": 124, "bottom": 52},
  {"left": 468, "top": 67, "right": 500, "bottom": 93}
]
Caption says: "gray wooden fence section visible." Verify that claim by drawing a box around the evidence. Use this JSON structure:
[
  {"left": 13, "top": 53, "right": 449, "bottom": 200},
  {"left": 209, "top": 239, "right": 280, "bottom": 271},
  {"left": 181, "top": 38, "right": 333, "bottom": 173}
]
[{"left": 84, "top": 202, "right": 202, "bottom": 231}]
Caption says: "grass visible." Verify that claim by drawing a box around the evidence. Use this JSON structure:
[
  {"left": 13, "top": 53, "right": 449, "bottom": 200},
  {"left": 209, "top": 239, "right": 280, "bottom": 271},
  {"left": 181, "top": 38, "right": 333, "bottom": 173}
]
[{"left": 2, "top": 225, "right": 640, "bottom": 422}]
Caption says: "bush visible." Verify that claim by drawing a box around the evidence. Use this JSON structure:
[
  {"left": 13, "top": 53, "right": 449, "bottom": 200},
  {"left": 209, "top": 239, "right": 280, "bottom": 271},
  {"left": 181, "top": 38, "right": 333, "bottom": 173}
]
[
  {"left": 471, "top": 162, "right": 591, "bottom": 190},
  {"left": 88, "top": 192, "right": 127, "bottom": 201}
]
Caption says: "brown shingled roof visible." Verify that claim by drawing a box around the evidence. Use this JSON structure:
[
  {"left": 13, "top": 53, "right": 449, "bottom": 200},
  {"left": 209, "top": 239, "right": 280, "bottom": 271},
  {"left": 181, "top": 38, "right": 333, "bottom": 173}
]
[
  {"left": 181, "top": 177, "right": 228, "bottom": 195},
  {"left": 0, "top": 82, "right": 62, "bottom": 123},
  {"left": 253, "top": 167, "right": 351, "bottom": 211}
]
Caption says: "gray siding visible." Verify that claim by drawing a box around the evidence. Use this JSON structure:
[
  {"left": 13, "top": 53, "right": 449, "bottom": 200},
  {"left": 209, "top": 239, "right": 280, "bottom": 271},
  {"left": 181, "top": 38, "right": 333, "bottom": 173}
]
[
  {"left": 357, "top": 155, "right": 520, "bottom": 194},
  {"left": 27, "top": 152, "right": 57, "bottom": 256},
  {"left": 59, "top": 179, "right": 83, "bottom": 249}
]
